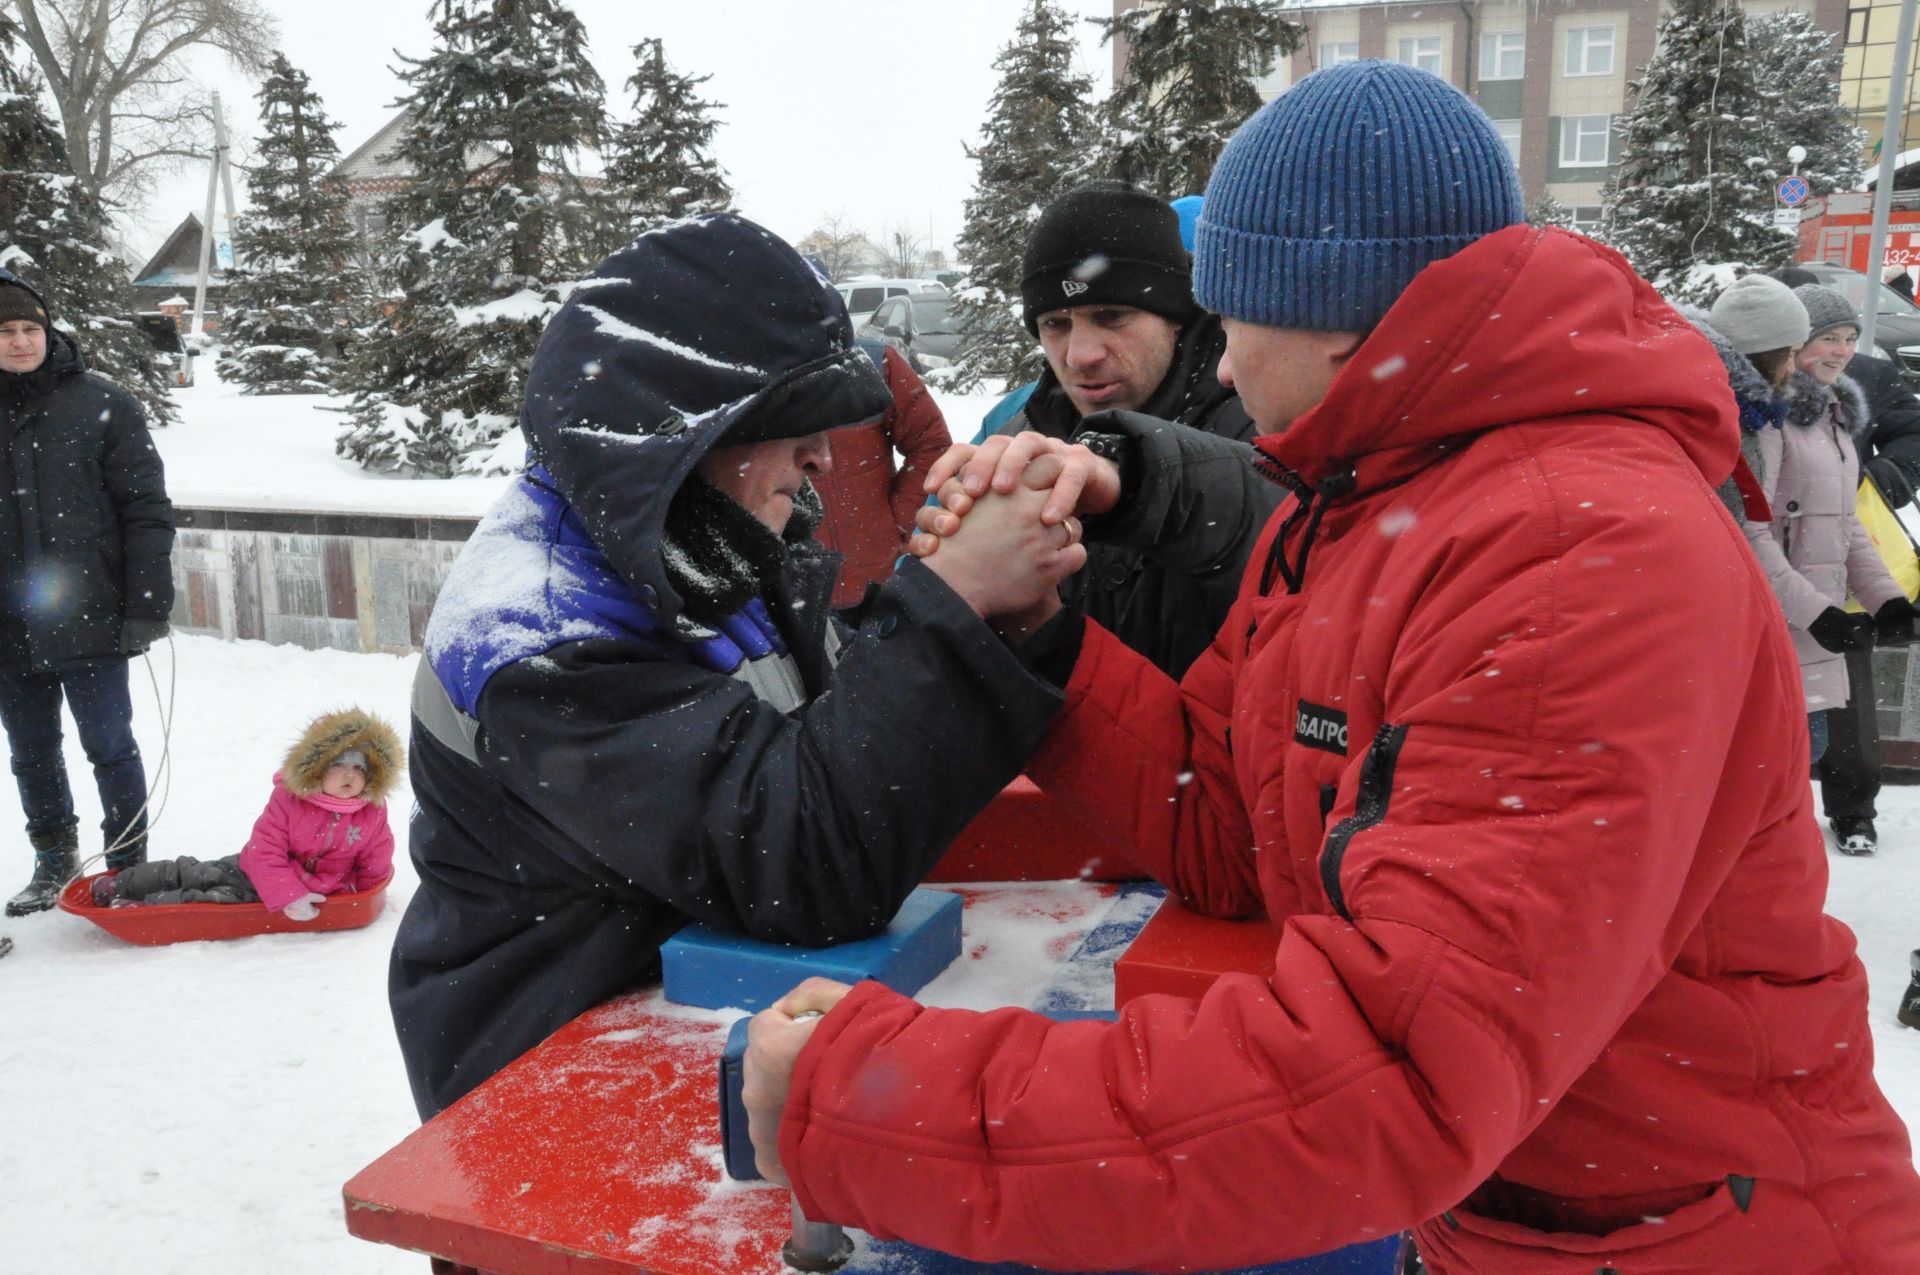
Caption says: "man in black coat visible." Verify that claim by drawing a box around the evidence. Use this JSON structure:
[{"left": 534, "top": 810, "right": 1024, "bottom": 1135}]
[
  {"left": 0, "top": 270, "right": 173, "bottom": 915},
  {"left": 1774, "top": 265, "right": 1920, "bottom": 854},
  {"left": 987, "top": 182, "right": 1281, "bottom": 680},
  {"left": 392, "top": 215, "right": 1088, "bottom": 1118}
]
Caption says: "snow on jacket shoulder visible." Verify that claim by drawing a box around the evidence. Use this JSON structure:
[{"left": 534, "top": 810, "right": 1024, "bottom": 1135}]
[{"left": 780, "top": 227, "right": 1920, "bottom": 1274}]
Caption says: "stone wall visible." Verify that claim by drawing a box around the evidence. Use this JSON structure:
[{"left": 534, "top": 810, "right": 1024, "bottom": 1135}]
[{"left": 170, "top": 508, "right": 477, "bottom": 656}]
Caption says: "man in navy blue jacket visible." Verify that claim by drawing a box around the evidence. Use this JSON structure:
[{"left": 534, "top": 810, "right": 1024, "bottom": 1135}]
[{"left": 392, "top": 215, "right": 1087, "bottom": 1118}]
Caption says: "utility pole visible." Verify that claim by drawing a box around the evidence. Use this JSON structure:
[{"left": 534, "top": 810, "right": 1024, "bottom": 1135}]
[{"left": 1863, "top": 0, "right": 1919, "bottom": 356}]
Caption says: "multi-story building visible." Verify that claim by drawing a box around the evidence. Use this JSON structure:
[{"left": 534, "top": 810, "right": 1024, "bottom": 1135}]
[{"left": 1112, "top": 0, "right": 1849, "bottom": 230}]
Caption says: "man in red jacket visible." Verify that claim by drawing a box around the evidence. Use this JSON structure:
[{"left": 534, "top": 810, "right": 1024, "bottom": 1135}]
[{"left": 744, "top": 62, "right": 1920, "bottom": 1273}]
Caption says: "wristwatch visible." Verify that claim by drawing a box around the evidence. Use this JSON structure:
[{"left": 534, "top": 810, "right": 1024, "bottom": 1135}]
[{"left": 1072, "top": 429, "right": 1142, "bottom": 503}]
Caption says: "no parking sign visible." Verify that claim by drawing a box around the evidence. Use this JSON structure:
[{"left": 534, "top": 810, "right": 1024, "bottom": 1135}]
[{"left": 1779, "top": 176, "right": 1811, "bottom": 207}]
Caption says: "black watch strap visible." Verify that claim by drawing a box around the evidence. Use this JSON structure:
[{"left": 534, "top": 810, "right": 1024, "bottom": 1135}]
[{"left": 1073, "top": 429, "right": 1142, "bottom": 502}]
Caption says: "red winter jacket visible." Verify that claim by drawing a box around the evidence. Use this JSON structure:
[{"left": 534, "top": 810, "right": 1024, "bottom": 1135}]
[
  {"left": 812, "top": 345, "right": 953, "bottom": 609},
  {"left": 780, "top": 228, "right": 1920, "bottom": 1273}
]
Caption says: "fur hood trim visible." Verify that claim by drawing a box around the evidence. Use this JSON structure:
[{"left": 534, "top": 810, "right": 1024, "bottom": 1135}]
[
  {"left": 1782, "top": 367, "right": 1869, "bottom": 439},
  {"left": 281, "top": 708, "right": 404, "bottom": 802},
  {"left": 1682, "top": 305, "right": 1786, "bottom": 428}
]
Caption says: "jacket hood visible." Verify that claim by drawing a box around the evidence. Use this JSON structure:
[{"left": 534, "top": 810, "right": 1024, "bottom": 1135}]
[
  {"left": 1257, "top": 226, "right": 1739, "bottom": 494},
  {"left": 281, "top": 708, "right": 404, "bottom": 802},
  {"left": 519, "top": 213, "right": 891, "bottom": 626}
]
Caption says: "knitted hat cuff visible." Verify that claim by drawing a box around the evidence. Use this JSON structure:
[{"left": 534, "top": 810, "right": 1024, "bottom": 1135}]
[
  {"left": 1194, "top": 219, "right": 1491, "bottom": 331},
  {"left": 1021, "top": 255, "right": 1198, "bottom": 332}
]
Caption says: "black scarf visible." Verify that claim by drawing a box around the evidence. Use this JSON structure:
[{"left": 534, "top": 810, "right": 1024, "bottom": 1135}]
[{"left": 660, "top": 473, "right": 823, "bottom": 627}]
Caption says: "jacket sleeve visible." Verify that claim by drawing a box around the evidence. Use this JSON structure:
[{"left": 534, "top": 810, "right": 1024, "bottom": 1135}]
[
  {"left": 236, "top": 789, "right": 307, "bottom": 912},
  {"left": 472, "top": 561, "right": 1070, "bottom": 946},
  {"left": 1861, "top": 356, "right": 1920, "bottom": 479},
  {"left": 1742, "top": 428, "right": 1833, "bottom": 629},
  {"left": 101, "top": 391, "right": 174, "bottom": 621},
  {"left": 880, "top": 347, "right": 953, "bottom": 534},
  {"left": 351, "top": 804, "right": 397, "bottom": 892},
  {"left": 781, "top": 480, "right": 1801, "bottom": 1272},
  {"left": 1077, "top": 409, "right": 1285, "bottom": 579}
]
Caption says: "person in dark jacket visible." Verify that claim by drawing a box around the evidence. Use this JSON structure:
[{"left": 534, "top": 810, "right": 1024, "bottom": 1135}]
[
  {"left": 391, "top": 214, "right": 1089, "bottom": 1119},
  {"left": 1773, "top": 264, "right": 1920, "bottom": 852},
  {"left": 0, "top": 269, "right": 172, "bottom": 917},
  {"left": 988, "top": 180, "right": 1280, "bottom": 679}
]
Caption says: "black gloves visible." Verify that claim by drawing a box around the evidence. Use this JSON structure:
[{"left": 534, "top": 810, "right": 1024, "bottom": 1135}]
[
  {"left": 1810, "top": 607, "right": 1875, "bottom": 654},
  {"left": 1867, "top": 456, "right": 1919, "bottom": 509},
  {"left": 1875, "top": 596, "right": 1918, "bottom": 645},
  {"left": 120, "top": 617, "right": 170, "bottom": 656}
]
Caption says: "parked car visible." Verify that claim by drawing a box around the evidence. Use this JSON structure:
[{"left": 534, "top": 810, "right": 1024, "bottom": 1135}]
[
  {"left": 859, "top": 293, "right": 963, "bottom": 373},
  {"left": 1794, "top": 262, "right": 1920, "bottom": 386},
  {"left": 836, "top": 277, "right": 947, "bottom": 328}
]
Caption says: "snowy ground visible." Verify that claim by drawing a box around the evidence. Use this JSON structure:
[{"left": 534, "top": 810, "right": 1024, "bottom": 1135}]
[
  {"left": 2, "top": 373, "right": 1915, "bottom": 1270},
  {"left": 0, "top": 631, "right": 1915, "bottom": 1273}
]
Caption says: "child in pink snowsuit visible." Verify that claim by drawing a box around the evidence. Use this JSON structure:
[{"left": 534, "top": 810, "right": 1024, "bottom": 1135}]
[{"left": 98, "top": 708, "right": 402, "bottom": 918}]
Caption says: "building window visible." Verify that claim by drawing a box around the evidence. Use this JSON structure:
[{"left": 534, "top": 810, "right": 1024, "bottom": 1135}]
[
  {"left": 1319, "top": 40, "right": 1359, "bottom": 67},
  {"left": 1565, "top": 26, "right": 1615, "bottom": 77},
  {"left": 1847, "top": 7, "right": 1870, "bottom": 43},
  {"left": 1559, "top": 115, "right": 1613, "bottom": 167},
  {"left": 1493, "top": 119, "right": 1522, "bottom": 165},
  {"left": 1480, "top": 31, "right": 1525, "bottom": 80},
  {"left": 1396, "top": 35, "right": 1444, "bottom": 75},
  {"left": 1571, "top": 205, "right": 1604, "bottom": 233}
]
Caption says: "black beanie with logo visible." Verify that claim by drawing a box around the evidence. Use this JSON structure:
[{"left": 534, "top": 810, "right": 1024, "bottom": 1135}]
[{"left": 1020, "top": 181, "right": 1198, "bottom": 334}]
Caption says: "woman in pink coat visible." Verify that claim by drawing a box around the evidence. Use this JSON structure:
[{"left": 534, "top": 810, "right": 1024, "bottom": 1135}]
[{"left": 96, "top": 708, "right": 402, "bottom": 917}]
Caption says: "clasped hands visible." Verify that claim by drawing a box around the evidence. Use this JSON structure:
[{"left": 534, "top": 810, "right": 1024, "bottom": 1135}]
[{"left": 911, "top": 431, "right": 1123, "bottom": 640}]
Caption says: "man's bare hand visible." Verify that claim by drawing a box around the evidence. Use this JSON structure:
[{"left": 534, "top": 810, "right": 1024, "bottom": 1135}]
[
  {"left": 742, "top": 977, "right": 854, "bottom": 1188},
  {"left": 924, "top": 432, "right": 1121, "bottom": 525},
  {"left": 924, "top": 481, "right": 1085, "bottom": 619}
]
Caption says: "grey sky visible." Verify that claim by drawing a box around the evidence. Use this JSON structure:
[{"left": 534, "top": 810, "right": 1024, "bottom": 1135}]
[{"left": 132, "top": 0, "right": 1119, "bottom": 266}]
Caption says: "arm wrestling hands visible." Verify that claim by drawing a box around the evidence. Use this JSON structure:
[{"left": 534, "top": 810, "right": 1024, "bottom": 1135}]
[
  {"left": 915, "top": 435, "right": 1092, "bottom": 642},
  {"left": 911, "top": 431, "right": 1123, "bottom": 559}
]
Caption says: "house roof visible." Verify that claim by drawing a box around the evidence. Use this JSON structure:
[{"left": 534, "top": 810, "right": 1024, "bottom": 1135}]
[
  {"left": 131, "top": 214, "right": 231, "bottom": 290},
  {"left": 333, "top": 107, "right": 606, "bottom": 192}
]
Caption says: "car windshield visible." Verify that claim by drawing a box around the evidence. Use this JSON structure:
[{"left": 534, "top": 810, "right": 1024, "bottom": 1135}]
[
  {"left": 911, "top": 297, "right": 955, "bottom": 334},
  {"left": 1815, "top": 269, "right": 1918, "bottom": 317}
]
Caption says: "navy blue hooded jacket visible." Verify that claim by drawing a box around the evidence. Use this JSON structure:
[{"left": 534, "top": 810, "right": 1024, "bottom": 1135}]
[{"left": 391, "top": 216, "right": 1078, "bottom": 1118}]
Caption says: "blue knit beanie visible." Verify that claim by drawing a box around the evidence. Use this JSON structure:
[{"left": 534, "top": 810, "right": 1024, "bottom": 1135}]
[{"left": 1195, "top": 60, "right": 1526, "bottom": 332}]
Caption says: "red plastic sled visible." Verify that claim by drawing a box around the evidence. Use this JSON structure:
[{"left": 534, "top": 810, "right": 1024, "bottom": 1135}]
[{"left": 57, "top": 872, "right": 392, "bottom": 946}]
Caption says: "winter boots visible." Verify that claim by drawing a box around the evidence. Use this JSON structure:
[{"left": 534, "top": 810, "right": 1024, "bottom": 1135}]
[
  {"left": 1831, "top": 816, "right": 1878, "bottom": 856},
  {"left": 1899, "top": 951, "right": 1920, "bottom": 1031},
  {"left": 5, "top": 827, "right": 80, "bottom": 917}
]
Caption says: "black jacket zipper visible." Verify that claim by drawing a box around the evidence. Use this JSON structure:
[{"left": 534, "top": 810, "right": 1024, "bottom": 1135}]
[{"left": 1321, "top": 723, "right": 1409, "bottom": 921}]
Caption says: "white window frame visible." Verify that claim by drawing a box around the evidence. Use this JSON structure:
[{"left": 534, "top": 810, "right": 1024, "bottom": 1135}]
[
  {"left": 1396, "top": 34, "right": 1444, "bottom": 75},
  {"left": 1565, "top": 26, "right": 1615, "bottom": 77},
  {"left": 1480, "top": 31, "right": 1525, "bottom": 80},
  {"left": 1570, "top": 205, "right": 1605, "bottom": 232},
  {"left": 1319, "top": 40, "right": 1359, "bottom": 67},
  {"left": 1493, "top": 119, "right": 1522, "bottom": 165},
  {"left": 1559, "top": 115, "right": 1612, "bottom": 168}
]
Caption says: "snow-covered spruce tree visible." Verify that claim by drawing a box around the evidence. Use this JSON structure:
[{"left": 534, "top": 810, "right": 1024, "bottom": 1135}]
[
  {"left": 338, "top": 0, "right": 605, "bottom": 477},
  {"left": 219, "top": 54, "right": 359, "bottom": 395},
  {"left": 1600, "top": 0, "right": 1794, "bottom": 305},
  {"left": 0, "top": 16, "right": 174, "bottom": 424},
  {"left": 949, "top": 0, "right": 1098, "bottom": 393},
  {"left": 601, "top": 38, "right": 730, "bottom": 243},
  {"left": 1530, "top": 195, "right": 1573, "bottom": 230},
  {"left": 1096, "top": 0, "right": 1301, "bottom": 198},
  {"left": 1748, "top": 10, "right": 1864, "bottom": 198}
]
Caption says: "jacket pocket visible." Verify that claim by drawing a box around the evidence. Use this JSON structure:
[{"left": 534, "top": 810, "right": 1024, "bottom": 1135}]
[{"left": 1320, "top": 723, "right": 1408, "bottom": 921}]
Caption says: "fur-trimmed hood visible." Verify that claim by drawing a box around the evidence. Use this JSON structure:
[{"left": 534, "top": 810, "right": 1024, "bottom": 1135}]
[
  {"left": 1783, "top": 367, "right": 1869, "bottom": 439},
  {"left": 281, "top": 708, "right": 404, "bottom": 802}
]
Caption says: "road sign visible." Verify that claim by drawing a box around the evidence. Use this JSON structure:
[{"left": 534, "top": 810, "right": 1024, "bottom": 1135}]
[
  {"left": 1778, "top": 176, "right": 1811, "bottom": 207},
  {"left": 1772, "top": 208, "right": 1801, "bottom": 230}
]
